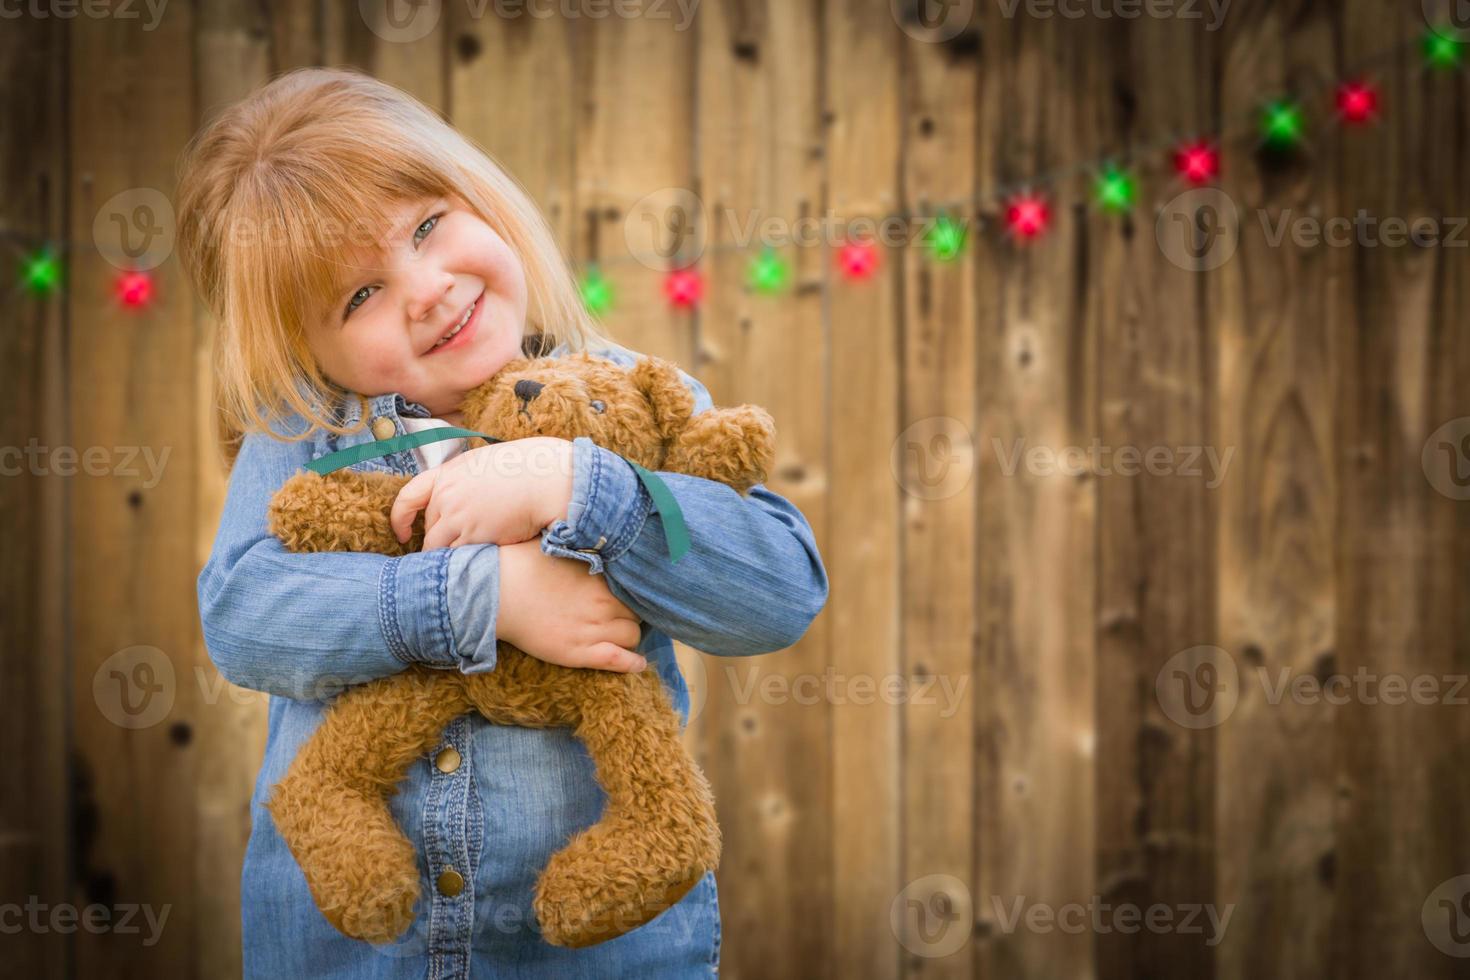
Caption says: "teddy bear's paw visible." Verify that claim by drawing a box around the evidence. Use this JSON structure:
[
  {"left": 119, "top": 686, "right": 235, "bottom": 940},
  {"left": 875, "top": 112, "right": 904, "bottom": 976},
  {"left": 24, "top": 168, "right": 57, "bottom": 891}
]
[
  {"left": 322, "top": 857, "right": 421, "bottom": 945},
  {"left": 532, "top": 819, "right": 716, "bottom": 948},
  {"left": 266, "top": 771, "right": 422, "bottom": 945},
  {"left": 665, "top": 405, "right": 777, "bottom": 494}
]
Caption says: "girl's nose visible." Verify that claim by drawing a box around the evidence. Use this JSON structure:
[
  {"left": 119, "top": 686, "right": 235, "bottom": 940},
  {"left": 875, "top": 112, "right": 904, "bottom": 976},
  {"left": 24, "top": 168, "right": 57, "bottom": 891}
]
[{"left": 405, "top": 267, "right": 455, "bottom": 321}]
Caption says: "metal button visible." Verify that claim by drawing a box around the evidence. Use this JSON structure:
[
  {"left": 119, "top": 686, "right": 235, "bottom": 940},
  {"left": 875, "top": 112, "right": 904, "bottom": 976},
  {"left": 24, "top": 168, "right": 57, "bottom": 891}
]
[
  {"left": 437, "top": 868, "right": 465, "bottom": 897},
  {"left": 575, "top": 535, "right": 608, "bottom": 555},
  {"left": 370, "top": 416, "right": 396, "bottom": 440},
  {"left": 434, "top": 746, "right": 461, "bottom": 774}
]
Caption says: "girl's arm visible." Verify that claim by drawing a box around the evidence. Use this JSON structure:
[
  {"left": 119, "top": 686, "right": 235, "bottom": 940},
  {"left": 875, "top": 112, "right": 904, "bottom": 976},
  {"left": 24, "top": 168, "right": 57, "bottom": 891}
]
[
  {"left": 540, "top": 362, "right": 828, "bottom": 657},
  {"left": 197, "top": 426, "right": 501, "bottom": 699}
]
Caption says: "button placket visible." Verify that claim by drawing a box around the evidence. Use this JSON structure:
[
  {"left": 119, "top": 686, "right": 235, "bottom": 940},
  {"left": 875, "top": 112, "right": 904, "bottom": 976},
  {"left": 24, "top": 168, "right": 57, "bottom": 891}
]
[{"left": 423, "top": 715, "right": 474, "bottom": 977}]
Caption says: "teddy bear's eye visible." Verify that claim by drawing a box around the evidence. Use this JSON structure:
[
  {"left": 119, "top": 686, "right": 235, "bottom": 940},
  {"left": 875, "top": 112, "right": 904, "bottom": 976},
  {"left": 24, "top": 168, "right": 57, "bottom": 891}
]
[{"left": 589, "top": 399, "right": 606, "bottom": 414}]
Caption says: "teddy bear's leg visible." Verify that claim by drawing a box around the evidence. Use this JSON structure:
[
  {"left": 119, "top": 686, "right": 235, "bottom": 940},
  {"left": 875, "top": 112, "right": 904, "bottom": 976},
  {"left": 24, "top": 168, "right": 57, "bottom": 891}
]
[
  {"left": 266, "top": 665, "right": 472, "bottom": 944},
  {"left": 662, "top": 404, "right": 777, "bottom": 495},
  {"left": 465, "top": 657, "right": 721, "bottom": 949}
]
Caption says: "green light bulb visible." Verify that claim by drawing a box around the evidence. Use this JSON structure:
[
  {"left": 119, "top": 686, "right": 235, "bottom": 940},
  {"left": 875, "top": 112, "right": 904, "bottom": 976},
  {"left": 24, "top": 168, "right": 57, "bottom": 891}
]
[
  {"left": 21, "top": 250, "right": 61, "bottom": 295},
  {"left": 927, "top": 215, "right": 966, "bottom": 262},
  {"left": 1261, "top": 99, "right": 1304, "bottom": 148},
  {"left": 1425, "top": 28, "right": 1464, "bottom": 69},
  {"left": 579, "top": 268, "right": 613, "bottom": 316},
  {"left": 1094, "top": 165, "right": 1136, "bottom": 213},
  {"left": 747, "top": 248, "right": 790, "bottom": 294}
]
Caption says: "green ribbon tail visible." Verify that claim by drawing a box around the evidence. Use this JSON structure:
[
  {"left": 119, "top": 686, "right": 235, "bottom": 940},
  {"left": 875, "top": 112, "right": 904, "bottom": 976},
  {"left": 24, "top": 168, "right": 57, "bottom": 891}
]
[{"left": 627, "top": 461, "right": 691, "bottom": 563}]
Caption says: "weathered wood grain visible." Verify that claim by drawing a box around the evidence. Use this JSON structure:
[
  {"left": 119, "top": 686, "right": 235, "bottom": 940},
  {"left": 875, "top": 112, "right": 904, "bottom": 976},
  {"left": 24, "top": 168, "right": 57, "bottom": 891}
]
[{"left": 695, "top": 1, "right": 832, "bottom": 976}]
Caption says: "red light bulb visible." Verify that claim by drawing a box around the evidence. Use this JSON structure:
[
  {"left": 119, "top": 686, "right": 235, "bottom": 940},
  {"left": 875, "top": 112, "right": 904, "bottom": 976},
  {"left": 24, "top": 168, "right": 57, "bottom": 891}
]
[
  {"left": 1173, "top": 141, "right": 1220, "bottom": 185},
  {"left": 1336, "top": 80, "right": 1379, "bottom": 124},
  {"left": 1005, "top": 193, "right": 1050, "bottom": 240},
  {"left": 837, "top": 242, "right": 880, "bottom": 281},
  {"left": 663, "top": 268, "right": 704, "bottom": 308},
  {"left": 116, "top": 270, "right": 154, "bottom": 308}
]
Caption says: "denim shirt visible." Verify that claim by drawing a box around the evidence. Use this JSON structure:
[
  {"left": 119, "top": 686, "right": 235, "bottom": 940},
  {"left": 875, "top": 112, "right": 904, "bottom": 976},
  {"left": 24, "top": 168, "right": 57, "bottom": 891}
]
[{"left": 197, "top": 338, "right": 829, "bottom": 978}]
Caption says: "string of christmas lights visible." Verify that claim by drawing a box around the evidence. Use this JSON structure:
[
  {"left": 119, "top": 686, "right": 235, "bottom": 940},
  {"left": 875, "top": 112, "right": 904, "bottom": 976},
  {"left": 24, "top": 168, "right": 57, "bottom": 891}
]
[{"left": 6, "top": 23, "right": 1464, "bottom": 315}]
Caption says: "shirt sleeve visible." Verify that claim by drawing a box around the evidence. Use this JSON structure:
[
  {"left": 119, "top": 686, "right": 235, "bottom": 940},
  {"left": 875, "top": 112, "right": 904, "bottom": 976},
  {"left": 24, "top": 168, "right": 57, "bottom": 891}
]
[
  {"left": 538, "top": 363, "right": 828, "bottom": 657},
  {"left": 197, "top": 427, "right": 501, "bottom": 699}
]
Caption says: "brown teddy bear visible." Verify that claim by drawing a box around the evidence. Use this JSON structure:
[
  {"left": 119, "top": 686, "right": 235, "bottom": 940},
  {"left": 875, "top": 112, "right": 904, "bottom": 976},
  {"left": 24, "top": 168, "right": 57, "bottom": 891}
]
[{"left": 263, "top": 349, "right": 776, "bottom": 948}]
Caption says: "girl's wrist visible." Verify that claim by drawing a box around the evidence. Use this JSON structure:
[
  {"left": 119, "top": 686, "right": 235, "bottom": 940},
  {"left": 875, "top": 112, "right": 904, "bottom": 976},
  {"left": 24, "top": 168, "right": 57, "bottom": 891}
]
[{"left": 533, "top": 437, "right": 576, "bottom": 531}]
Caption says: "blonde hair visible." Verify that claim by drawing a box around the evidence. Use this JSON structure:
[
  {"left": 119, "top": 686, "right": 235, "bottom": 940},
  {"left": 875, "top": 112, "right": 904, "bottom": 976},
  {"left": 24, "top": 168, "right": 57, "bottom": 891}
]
[{"left": 176, "top": 67, "right": 614, "bottom": 460}]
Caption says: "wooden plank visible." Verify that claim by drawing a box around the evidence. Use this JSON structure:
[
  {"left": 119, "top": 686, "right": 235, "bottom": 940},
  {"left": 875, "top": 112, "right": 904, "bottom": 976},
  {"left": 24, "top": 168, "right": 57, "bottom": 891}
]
[
  {"left": 1093, "top": 11, "right": 1218, "bottom": 980},
  {"left": 970, "top": 11, "right": 1100, "bottom": 980},
  {"left": 325, "top": 0, "right": 447, "bottom": 112},
  {"left": 694, "top": 1, "right": 831, "bottom": 976},
  {"left": 825, "top": 2, "right": 903, "bottom": 977},
  {"left": 1329, "top": 6, "right": 1470, "bottom": 977},
  {"left": 0, "top": 14, "right": 69, "bottom": 980},
  {"left": 190, "top": 3, "right": 314, "bottom": 976},
  {"left": 573, "top": 1, "right": 697, "bottom": 365},
  {"left": 1213, "top": 3, "right": 1338, "bottom": 978},
  {"left": 448, "top": 8, "right": 577, "bottom": 249},
  {"left": 69, "top": 5, "right": 201, "bottom": 976},
  {"left": 894, "top": 15, "right": 980, "bottom": 980}
]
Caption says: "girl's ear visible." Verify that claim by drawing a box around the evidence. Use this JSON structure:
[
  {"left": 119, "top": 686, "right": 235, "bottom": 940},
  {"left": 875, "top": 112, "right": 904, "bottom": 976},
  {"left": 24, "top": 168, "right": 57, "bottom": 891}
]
[{"left": 630, "top": 356, "right": 695, "bottom": 443}]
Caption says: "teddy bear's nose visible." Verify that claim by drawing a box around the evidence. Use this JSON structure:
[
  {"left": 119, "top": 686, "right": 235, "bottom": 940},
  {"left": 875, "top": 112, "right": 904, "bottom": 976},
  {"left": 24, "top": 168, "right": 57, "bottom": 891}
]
[{"left": 514, "top": 379, "right": 544, "bottom": 402}]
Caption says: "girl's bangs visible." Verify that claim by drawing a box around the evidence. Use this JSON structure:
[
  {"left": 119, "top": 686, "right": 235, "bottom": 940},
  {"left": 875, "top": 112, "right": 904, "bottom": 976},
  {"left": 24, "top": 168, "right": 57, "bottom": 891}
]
[{"left": 230, "top": 143, "right": 455, "bottom": 333}]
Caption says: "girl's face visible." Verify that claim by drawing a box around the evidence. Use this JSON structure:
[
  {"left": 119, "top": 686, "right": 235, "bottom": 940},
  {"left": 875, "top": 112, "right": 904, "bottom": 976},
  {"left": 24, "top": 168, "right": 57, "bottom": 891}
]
[{"left": 307, "top": 196, "right": 528, "bottom": 416}]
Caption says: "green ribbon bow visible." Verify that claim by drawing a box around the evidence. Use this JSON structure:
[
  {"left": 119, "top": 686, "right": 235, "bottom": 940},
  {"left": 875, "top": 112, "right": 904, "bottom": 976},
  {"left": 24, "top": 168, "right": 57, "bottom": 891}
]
[{"left": 303, "top": 426, "right": 690, "bottom": 563}]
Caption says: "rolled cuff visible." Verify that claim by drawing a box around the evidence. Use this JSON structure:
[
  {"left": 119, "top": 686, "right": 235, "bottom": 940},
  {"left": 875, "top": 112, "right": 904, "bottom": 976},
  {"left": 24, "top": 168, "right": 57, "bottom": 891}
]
[
  {"left": 539, "top": 436, "right": 653, "bottom": 576},
  {"left": 377, "top": 544, "right": 500, "bottom": 672},
  {"left": 446, "top": 544, "right": 501, "bottom": 674}
]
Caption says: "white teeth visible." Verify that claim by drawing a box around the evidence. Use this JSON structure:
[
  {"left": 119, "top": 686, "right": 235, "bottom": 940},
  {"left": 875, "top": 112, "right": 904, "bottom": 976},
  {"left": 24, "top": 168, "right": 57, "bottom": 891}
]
[{"left": 432, "top": 299, "right": 476, "bottom": 349}]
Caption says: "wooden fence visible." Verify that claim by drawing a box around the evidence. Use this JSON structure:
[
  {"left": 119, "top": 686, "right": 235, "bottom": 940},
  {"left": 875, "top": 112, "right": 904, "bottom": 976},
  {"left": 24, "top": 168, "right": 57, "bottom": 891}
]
[{"left": 3, "top": 1, "right": 1468, "bottom": 977}]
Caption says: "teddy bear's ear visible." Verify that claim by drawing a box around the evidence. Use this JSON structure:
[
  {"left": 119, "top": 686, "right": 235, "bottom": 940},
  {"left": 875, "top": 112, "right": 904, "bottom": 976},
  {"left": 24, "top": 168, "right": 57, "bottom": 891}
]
[{"left": 630, "top": 356, "right": 695, "bottom": 442}]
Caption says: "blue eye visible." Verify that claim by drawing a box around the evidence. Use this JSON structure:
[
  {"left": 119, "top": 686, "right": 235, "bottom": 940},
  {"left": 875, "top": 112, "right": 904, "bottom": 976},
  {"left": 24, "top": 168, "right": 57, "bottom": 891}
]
[
  {"left": 414, "top": 213, "right": 442, "bottom": 247},
  {"left": 589, "top": 399, "right": 606, "bottom": 414},
  {"left": 345, "top": 285, "right": 378, "bottom": 317}
]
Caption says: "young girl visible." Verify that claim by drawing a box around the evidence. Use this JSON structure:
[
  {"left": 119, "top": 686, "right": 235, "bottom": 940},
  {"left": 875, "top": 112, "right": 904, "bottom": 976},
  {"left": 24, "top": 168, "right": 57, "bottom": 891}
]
[{"left": 178, "top": 68, "right": 827, "bottom": 978}]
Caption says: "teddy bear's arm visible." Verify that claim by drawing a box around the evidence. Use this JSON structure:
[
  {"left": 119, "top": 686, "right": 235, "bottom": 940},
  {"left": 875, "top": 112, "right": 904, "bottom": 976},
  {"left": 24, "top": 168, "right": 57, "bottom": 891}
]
[
  {"left": 662, "top": 404, "right": 777, "bottom": 495},
  {"left": 268, "top": 470, "right": 423, "bottom": 557}
]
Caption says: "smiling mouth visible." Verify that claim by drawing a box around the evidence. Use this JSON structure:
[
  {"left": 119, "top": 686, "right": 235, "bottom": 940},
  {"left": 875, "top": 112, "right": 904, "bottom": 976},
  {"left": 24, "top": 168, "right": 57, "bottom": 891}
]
[{"left": 429, "top": 293, "right": 481, "bottom": 352}]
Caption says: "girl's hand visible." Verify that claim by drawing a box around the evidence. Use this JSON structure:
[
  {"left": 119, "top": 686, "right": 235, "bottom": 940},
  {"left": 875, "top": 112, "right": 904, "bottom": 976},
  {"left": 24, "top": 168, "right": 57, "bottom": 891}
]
[
  {"left": 496, "top": 539, "right": 647, "bottom": 672},
  {"left": 389, "top": 436, "right": 574, "bottom": 550}
]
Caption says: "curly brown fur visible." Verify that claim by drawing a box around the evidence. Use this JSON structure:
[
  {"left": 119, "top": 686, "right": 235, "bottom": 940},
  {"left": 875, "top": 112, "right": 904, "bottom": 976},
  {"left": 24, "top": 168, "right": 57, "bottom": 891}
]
[{"left": 265, "top": 352, "right": 769, "bottom": 948}]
